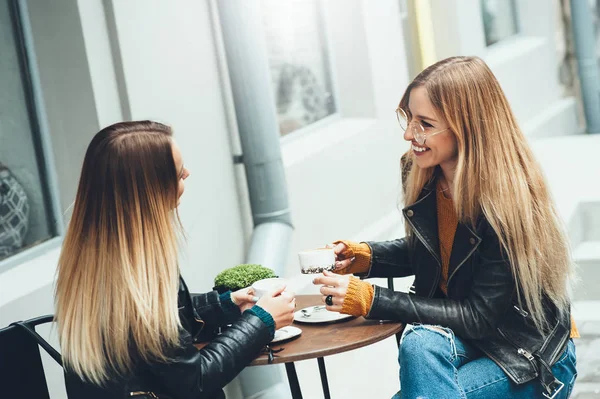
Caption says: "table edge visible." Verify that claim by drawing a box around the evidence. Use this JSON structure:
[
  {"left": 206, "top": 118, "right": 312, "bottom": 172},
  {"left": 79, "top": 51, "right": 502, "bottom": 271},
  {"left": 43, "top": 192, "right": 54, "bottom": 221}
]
[{"left": 250, "top": 322, "right": 403, "bottom": 366}]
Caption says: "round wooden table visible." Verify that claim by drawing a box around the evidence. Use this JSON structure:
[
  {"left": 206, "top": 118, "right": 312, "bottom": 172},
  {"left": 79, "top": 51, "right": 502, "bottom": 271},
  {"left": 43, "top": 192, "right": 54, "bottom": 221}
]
[
  {"left": 252, "top": 295, "right": 403, "bottom": 398},
  {"left": 195, "top": 295, "right": 403, "bottom": 398},
  {"left": 252, "top": 294, "right": 403, "bottom": 365}
]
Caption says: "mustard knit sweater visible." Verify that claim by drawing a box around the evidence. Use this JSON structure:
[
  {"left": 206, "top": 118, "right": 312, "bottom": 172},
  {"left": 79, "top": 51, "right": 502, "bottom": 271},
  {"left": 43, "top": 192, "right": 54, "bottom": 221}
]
[{"left": 337, "top": 186, "right": 579, "bottom": 338}]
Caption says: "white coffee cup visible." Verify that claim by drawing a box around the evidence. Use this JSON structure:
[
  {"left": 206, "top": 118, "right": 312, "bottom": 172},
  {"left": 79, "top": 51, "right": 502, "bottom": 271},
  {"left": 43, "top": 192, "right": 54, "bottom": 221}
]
[
  {"left": 251, "top": 277, "right": 287, "bottom": 299},
  {"left": 298, "top": 248, "right": 336, "bottom": 274}
]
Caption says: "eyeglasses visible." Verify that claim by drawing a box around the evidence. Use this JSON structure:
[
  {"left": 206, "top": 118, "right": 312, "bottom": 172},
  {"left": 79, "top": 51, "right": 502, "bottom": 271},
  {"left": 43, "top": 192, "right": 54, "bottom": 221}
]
[{"left": 396, "top": 108, "right": 450, "bottom": 146}]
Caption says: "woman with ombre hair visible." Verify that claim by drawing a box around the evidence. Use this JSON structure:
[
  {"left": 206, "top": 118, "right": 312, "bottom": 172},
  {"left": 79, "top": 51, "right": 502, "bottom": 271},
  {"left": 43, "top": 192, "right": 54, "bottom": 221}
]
[
  {"left": 314, "top": 56, "right": 578, "bottom": 398},
  {"left": 55, "top": 121, "right": 295, "bottom": 399}
]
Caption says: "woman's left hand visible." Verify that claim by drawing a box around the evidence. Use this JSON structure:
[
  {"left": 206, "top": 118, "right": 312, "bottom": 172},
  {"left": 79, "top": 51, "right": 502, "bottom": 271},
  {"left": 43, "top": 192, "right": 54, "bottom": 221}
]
[
  {"left": 231, "top": 288, "right": 258, "bottom": 312},
  {"left": 312, "top": 271, "right": 351, "bottom": 312}
]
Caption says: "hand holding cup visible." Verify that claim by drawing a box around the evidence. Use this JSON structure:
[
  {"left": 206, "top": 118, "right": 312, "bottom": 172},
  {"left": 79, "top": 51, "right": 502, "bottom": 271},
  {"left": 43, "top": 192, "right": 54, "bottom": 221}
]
[{"left": 329, "top": 242, "right": 356, "bottom": 272}]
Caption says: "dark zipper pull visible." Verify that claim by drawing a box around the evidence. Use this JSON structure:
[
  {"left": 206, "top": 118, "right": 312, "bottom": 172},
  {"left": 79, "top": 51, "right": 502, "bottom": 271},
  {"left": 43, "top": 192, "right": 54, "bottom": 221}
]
[
  {"left": 518, "top": 348, "right": 535, "bottom": 361},
  {"left": 513, "top": 305, "right": 529, "bottom": 317},
  {"left": 130, "top": 392, "right": 159, "bottom": 398}
]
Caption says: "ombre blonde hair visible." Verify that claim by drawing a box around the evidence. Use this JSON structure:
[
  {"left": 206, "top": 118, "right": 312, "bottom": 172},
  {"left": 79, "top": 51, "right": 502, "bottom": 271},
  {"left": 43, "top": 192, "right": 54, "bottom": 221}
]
[
  {"left": 400, "top": 56, "right": 573, "bottom": 332},
  {"left": 55, "top": 121, "right": 182, "bottom": 385}
]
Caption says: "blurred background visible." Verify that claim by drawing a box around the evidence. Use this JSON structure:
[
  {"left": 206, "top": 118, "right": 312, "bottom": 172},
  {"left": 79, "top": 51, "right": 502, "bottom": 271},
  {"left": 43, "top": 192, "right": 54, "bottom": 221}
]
[{"left": 1, "top": 0, "right": 599, "bottom": 397}]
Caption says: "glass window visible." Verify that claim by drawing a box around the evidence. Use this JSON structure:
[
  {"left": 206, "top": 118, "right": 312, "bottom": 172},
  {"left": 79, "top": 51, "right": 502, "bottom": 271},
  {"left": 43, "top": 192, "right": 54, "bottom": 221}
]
[
  {"left": 481, "top": 0, "right": 519, "bottom": 46},
  {"left": 262, "top": 0, "right": 337, "bottom": 136},
  {"left": 0, "top": 0, "right": 56, "bottom": 262}
]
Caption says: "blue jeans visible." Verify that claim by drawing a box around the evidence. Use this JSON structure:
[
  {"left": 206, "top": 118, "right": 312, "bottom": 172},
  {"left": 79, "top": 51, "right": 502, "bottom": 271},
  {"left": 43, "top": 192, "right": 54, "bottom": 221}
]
[{"left": 392, "top": 325, "right": 577, "bottom": 399}]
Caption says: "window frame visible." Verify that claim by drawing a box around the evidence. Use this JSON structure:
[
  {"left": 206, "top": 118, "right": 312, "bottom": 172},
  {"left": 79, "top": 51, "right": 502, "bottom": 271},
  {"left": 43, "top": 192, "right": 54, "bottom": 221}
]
[
  {"left": 0, "top": 0, "right": 64, "bottom": 273},
  {"left": 261, "top": 0, "right": 342, "bottom": 140},
  {"left": 481, "top": 0, "right": 521, "bottom": 47}
]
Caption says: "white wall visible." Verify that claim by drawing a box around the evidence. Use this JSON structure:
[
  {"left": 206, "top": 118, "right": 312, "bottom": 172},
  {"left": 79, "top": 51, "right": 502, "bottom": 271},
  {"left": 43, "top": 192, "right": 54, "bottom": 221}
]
[
  {"left": 107, "top": 0, "right": 248, "bottom": 291},
  {"left": 281, "top": 0, "right": 409, "bottom": 286}
]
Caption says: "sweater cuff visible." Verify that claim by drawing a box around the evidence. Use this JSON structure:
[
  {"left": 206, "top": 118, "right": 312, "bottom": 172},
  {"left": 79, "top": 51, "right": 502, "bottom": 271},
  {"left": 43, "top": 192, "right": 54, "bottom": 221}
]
[
  {"left": 334, "top": 240, "right": 372, "bottom": 275},
  {"left": 340, "top": 276, "right": 374, "bottom": 317},
  {"left": 245, "top": 305, "right": 276, "bottom": 339},
  {"left": 219, "top": 291, "right": 242, "bottom": 322}
]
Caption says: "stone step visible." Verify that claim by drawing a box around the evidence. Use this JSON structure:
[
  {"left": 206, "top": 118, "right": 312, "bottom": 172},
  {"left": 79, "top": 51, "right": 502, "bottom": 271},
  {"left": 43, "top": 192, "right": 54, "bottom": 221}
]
[
  {"left": 572, "top": 382, "right": 600, "bottom": 398},
  {"left": 572, "top": 246, "right": 600, "bottom": 301}
]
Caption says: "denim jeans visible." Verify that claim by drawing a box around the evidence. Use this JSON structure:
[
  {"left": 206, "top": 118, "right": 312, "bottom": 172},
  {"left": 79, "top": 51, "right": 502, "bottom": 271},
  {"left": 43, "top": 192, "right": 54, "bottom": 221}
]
[{"left": 392, "top": 325, "right": 577, "bottom": 399}]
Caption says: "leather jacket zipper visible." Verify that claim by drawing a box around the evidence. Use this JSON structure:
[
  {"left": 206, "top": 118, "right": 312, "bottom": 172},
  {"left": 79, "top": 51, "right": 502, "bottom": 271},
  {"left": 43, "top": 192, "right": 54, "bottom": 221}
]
[
  {"left": 548, "top": 328, "right": 570, "bottom": 364},
  {"left": 518, "top": 348, "right": 535, "bottom": 361},
  {"left": 497, "top": 328, "right": 539, "bottom": 374},
  {"left": 404, "top": 215, "right": 441, "bottom": 297},
  {"left": 513, "top": 305, "right": 529, "bottom": 317},
  {"left": 537, "top": 318, "right": 570, "bottom": 365},
  {"left": 130, "top": 392, "right": 159, "bottom": 398}
]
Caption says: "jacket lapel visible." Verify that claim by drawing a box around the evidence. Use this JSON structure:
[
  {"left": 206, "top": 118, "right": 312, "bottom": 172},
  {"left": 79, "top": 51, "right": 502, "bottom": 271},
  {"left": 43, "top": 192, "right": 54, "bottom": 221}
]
[
  {"left": 447, "top": 223, "right": 482, "bottom": 285},
  {"left": 403, "top": 177, "right": 483, "bottom": 287},
  {"left": 403, "top": 179, "right": 441, "bottom": 266}
]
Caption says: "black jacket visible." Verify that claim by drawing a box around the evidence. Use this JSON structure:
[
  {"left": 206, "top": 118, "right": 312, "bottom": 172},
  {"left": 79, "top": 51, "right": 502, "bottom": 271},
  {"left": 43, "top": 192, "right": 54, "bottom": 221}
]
[
  {"left": 363, "top": 178, "right": 571, "bottom": 397},
  {"left": 65, "top": 278, "right": 272, "bottom": 399}
]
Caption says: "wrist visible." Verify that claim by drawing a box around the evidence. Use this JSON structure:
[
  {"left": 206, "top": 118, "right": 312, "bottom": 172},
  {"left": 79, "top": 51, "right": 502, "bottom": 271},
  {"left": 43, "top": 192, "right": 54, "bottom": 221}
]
[
  {"left": 340, "top": 277, "right": 374, "bottom": 317},
  {"left": 246, "top": 305, "right": 276, "bottom": 338},
  {"left": 334, "top": 240, "right": 372, "bottom": 275},
  {"left": 219, "top": 291, "right": 242, "bottom": 317}
]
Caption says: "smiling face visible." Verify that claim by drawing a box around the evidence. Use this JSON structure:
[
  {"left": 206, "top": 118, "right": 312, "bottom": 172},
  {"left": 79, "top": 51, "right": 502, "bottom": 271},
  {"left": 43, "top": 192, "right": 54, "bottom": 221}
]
[{"left": 403, "top": 86, "right": 458, "bottom": 173}]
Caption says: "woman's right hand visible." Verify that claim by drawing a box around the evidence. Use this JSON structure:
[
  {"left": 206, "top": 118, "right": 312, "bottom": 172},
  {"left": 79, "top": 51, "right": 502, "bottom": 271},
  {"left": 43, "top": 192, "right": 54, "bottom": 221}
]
[
  {"left": 331, "top": 242, "right": 355, "bottom": 272},
  {"left": 256, "top": 285, "right": 296, "bottom": 330}
]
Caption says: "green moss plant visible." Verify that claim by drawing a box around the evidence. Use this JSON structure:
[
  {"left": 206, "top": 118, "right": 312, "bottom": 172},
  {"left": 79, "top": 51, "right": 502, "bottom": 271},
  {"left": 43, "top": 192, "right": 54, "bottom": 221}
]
[{"left": 213, "top": 264, "right": 277, "bottom": 293}]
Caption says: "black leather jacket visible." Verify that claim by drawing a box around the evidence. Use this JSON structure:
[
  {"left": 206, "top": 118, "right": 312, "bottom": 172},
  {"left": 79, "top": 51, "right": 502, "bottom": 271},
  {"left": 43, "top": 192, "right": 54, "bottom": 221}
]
[
  {"left": 363, "top": 179, "right": 571, "bottom": 397},
  {"left": 65, "top": 278, "right": 272, "bottom": 399}
]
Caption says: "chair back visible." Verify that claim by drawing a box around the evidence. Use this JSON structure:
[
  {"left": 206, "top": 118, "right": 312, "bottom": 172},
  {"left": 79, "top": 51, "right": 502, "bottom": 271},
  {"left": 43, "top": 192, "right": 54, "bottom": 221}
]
[{"left": 0, "top": 315, "right": 62, "bottom": 399}]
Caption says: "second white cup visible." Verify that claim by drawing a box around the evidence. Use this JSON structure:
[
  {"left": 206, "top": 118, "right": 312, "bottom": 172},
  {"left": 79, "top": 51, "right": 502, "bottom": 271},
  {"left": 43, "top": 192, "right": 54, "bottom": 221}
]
[{"left": 251, "top": 277, "right": 287, "bottom": 299}]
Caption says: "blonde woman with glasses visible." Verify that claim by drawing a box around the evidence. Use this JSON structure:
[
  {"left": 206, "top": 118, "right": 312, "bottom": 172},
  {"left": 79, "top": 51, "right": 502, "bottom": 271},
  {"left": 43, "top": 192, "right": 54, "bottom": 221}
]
[
  {"left": 313, "top": 56, "right": 578, "bottom": 398},
  {"left": 55, "top": 121, "right": 296, "bottom": 399}
]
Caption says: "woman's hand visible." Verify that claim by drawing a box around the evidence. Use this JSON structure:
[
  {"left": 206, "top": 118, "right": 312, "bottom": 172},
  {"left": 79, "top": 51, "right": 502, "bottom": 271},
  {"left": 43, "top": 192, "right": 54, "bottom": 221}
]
[
  {"left": 256, "top": 285, "right": 296, "bottom": 330},
  {"left": 231, "top": 288, "right": 258, "bottom": 312},
  {"left": 312, "top": 271, "right": 351, "bottom": 312},
  {"left": 329, "top": 242, "right": 355, "bottom": 272}
]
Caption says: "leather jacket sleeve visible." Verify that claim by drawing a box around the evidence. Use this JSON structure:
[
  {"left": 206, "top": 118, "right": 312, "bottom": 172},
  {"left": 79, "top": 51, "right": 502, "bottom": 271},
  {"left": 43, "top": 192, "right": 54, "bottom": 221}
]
[
  {"left": 190, "top": 291, "right": 240, "bottom": 328},
  {"left": 366, "top": 227, "right": 515, "bottom": 339},
  {"left": 152, "top": 311, "right": 272, "bottom": 398},
  {"left": 364, "top": 238, "right": 414, "bottom": 278}
]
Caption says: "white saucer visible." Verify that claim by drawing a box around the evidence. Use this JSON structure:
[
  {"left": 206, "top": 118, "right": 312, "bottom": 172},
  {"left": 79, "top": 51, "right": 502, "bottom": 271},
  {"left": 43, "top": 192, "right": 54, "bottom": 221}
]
[
  {"left": 271, "top": 326, "right": 302, "bottom": 343},
  {"left": 294, "top": 305, "right": 354, "bottom": 324}
]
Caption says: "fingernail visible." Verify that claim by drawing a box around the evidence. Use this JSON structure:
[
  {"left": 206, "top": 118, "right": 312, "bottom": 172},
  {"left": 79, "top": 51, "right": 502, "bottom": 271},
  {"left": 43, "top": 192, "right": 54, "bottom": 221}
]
[
  {"left": 351, "top": 257, "right": 356, "bottom": 262},
  {"left": 252, "top": 296, "right": 259, "bottom": 302}
]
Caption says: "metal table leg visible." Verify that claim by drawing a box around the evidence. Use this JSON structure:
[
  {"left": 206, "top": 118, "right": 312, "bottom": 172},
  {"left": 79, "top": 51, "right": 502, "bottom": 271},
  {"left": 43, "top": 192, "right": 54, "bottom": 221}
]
[
  {"left": 317, "top": 357, "right": 331, "bottom": 399},
  {"left": 387, "top": 277, "right": 395, "bottom": 291},
  {"left": 284, "top": 362, "right": 303, "bottom": 399}
]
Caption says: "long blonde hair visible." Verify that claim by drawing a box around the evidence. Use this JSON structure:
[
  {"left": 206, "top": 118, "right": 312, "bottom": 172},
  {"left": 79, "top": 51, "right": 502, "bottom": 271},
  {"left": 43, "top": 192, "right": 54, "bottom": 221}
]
[
  {"left": 400, "top": 56, "right": 573, "bottom": 331},
  {"left": 55, "top": 121, "right": 182, "bottom": 385}
]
